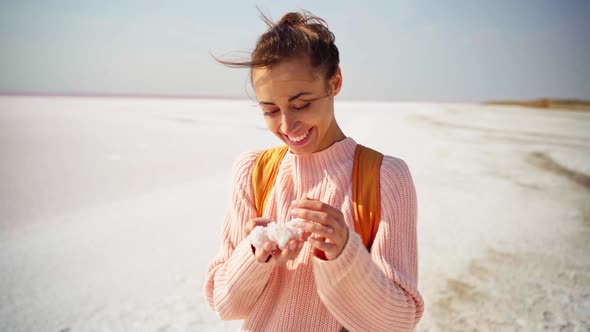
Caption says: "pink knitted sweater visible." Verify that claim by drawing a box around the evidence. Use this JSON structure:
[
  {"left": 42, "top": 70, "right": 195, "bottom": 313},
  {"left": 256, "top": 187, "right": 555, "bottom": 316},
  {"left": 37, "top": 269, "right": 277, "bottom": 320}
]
[{"left": 204, "top": 137, "right": 424, "bottom": 331}]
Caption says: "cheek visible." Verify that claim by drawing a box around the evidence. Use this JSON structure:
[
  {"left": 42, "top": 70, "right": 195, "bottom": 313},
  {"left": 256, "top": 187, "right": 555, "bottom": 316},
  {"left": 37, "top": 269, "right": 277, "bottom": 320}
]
[
  {"left": 309, "top": 109, "right": 329, "bottom": 127},
  {"left": 264, "top": 117, "right": 279, "bottom": 132},
  {"left": 314, "top": 112, "right": 333, "bottom": 135}
]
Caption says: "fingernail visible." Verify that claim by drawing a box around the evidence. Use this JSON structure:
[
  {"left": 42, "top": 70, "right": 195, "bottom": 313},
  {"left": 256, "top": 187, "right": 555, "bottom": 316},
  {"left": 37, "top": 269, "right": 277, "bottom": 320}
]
[{"left": 289, "top": 242, "right": 296, "bottom": 250}]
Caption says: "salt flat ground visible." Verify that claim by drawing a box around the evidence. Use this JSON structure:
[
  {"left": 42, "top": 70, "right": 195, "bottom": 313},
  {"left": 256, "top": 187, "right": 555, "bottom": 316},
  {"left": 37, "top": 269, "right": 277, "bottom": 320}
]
[{"left": 1, "top": 96, "right": 588, "bottom": 332}]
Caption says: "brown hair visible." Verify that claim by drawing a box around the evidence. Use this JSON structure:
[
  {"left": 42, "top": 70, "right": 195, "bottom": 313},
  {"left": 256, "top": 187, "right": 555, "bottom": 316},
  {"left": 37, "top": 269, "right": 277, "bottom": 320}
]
[{"left": 215, "top": 9, "right": 340, "bottom": 80}]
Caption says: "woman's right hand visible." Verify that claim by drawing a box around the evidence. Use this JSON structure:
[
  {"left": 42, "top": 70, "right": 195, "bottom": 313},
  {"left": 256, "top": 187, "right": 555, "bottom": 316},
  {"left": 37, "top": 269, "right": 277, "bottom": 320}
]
[{"left": 245, "top": 218, "right": 306, "bottom": 264}]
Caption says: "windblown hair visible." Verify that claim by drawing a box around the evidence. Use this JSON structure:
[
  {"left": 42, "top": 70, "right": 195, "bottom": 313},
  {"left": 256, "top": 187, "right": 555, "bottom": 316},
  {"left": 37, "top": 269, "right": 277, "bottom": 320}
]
[{"left": 215, "top": 10, "right": 340, "bottom": 80}]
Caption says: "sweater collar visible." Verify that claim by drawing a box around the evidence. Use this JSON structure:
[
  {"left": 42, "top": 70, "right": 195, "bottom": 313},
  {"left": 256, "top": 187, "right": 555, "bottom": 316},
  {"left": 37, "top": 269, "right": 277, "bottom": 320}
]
[
  {"left": 285, "top": 136, "right": 358, "bottom": 169},
  {"left": 273, "top": 137, "right": 357, "bottom": 196}
]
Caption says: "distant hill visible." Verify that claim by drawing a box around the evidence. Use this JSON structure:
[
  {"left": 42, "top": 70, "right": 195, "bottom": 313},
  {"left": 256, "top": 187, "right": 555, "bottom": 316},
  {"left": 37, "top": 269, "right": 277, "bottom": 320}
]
[{"left": 484, "top": 98, "right": 590, "bottom": 111}]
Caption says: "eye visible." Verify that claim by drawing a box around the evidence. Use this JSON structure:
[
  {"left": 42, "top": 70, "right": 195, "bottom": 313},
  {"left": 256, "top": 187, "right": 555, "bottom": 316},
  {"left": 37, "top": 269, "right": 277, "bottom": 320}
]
[
  {"left": 293, "top": 102, "right": 311, "bottom": 111},
  {"left": 263, "top": 108, "right": 279, "bottom": 116}
]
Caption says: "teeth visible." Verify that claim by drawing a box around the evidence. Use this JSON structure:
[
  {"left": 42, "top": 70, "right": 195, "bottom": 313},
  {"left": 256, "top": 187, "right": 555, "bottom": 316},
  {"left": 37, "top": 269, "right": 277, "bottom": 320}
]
[{"left": 289, "top": 130, "right": 310, "bottom": 142}]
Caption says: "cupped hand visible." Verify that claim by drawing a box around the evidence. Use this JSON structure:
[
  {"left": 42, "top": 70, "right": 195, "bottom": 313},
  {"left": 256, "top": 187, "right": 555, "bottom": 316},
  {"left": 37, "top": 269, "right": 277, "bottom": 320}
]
[{"left": 245, "top": 217, "right": 306, "bottom": 264}]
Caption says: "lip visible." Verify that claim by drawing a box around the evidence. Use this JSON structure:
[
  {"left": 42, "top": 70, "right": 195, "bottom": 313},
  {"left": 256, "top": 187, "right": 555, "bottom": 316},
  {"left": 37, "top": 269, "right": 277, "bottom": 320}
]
[{"left": 284, "top": 127, "right": 313, "bottom": 147}]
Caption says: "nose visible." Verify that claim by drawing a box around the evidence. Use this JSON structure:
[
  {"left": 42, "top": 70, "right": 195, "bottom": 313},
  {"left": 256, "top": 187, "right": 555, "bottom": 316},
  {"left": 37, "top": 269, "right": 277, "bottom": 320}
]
[{"left": 280, "top": 109, "right": 299, "bottom": 135}]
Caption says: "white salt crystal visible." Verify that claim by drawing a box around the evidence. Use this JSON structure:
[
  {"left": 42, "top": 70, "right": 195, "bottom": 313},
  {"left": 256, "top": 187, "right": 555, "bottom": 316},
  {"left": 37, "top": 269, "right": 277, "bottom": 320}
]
[
  {"left": 248, "top": 219, "right": 305, "bottom": 251},
  {"left": 249, "top": 226, "right": 269, "bottom": 250}
]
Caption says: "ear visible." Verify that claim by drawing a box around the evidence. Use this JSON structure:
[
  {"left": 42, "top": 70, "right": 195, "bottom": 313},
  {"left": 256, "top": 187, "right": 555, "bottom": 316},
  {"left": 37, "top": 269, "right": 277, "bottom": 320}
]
[{"left": 329, "top": 66, "right": 343, "bottom": 96}]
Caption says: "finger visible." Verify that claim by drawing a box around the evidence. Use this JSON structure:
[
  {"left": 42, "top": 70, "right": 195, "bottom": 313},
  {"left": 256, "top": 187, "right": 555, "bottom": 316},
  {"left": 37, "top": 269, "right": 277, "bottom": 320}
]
[
  {"left": 253, "top": 241, "right": 278, "bottom": 263},
  {"left": 293, "top": 240, "right": 305, "bottom": 258},
  {"left": 275, "top": 240, "right": 304, "bottom": 264},
  {"left": 273, "top": 246, "right": 291, "bottom": 265},
  {"left": 287, "top": 239, "right": 305, "bottom": 257},
  {"left": 292, "top": 199, "right": 342, "bottom": 218},
  {"left": 245, "top": 218, "right": 273, "bottom": 235},
  {"left": 291, "top": 208, "right": 334, "bottom": 227},
  {"left": 308, "top": 236, "right": 337, "bottom": 253},
  {"left": 263, "top": 241, "right": 278, "bottom": 253},
  {"left": 256, "top": 252, "right": 272, "bottom": 263},
  {"left": 311, "top": 234, "right": 326, "bottom": 242},
  {"left": 299, "top": 221, "right": 334, "bottom": 238},
  {"left": 299, "top": 230, "right": 312, "bottom": 242},
  {"left": 254, "top": 246, "right": 272, "bottom": 263}
]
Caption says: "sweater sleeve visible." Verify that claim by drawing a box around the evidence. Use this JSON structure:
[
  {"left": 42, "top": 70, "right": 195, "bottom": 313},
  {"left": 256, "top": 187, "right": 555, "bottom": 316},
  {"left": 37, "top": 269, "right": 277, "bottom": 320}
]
[
  {"left": 312, "top": 157, "right": 424, "bottom": 332},
  {"left": 203, "top": 151, "right": 274, "bottom": 320}
]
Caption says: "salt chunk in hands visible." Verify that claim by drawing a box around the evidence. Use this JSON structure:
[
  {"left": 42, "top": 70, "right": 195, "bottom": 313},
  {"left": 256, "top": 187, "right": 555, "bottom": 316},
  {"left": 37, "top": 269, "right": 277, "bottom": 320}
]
[
  {"left": 267, "top": 222, "right": 304, "bottom": 250},
  {"left": 249, "top": 226, "right": 270, "bottom": 250},
  {"left": 249, "top": 218, "right": 306, "bottom": 250}
]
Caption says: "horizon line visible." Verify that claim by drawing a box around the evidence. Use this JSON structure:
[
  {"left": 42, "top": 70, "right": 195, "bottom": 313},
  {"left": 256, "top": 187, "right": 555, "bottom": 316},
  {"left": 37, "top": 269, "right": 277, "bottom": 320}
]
[{"left": 0, "top": 90, "right": 479, "bottom": 103}]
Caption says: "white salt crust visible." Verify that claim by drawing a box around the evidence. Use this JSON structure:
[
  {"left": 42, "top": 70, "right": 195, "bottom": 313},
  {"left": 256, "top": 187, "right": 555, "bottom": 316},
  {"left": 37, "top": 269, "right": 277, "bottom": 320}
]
[{"left": 249, "top": 218, "right": 306, "bottom": 250}]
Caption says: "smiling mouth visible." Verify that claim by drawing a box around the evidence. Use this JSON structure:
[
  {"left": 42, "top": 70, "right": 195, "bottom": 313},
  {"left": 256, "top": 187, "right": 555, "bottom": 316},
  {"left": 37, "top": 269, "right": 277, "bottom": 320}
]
[{"left": 285, "top": 128, "right": 313, "bottom": 146}]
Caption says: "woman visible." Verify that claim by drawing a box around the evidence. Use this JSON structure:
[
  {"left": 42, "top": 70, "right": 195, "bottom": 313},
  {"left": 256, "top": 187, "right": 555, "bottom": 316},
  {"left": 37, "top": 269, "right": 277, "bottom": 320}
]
[{"left": 204, "top": 10, "right": 424, "bottom": 332}]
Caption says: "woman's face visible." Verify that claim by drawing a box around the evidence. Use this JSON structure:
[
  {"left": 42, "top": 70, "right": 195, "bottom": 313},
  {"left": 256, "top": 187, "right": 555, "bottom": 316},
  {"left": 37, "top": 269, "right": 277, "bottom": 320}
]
[{"left": 251, "top": 57, "right": 343, "bottom": 155}]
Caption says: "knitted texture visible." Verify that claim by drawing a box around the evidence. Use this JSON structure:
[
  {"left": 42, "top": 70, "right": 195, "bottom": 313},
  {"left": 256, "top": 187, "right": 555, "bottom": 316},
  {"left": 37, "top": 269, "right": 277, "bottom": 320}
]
[{"left": 204, "top": 137, "right": 424, "bottom": 332}]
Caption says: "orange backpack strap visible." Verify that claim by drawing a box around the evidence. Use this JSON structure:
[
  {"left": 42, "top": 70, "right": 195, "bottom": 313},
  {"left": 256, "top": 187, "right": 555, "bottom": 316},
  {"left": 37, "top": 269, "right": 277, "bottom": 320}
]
[
  {"left": 352, "top": 144, "right": 384, "bottom": 251},
  {"left": 252, "top": 146, "right": 289, "bottom": 217}
]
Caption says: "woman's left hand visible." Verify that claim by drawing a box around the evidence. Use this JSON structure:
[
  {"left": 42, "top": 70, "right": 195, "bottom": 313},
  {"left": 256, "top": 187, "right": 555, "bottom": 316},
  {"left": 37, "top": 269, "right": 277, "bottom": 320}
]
[{"left": 291, "top": 198, "right": 349, "bottom": 260}]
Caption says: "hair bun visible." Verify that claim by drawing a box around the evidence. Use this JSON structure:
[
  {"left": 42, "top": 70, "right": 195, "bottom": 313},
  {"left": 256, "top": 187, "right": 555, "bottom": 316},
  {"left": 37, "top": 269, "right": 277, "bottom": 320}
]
[{"left": 278, "top": 12, "right": 305, "bottom": 27}]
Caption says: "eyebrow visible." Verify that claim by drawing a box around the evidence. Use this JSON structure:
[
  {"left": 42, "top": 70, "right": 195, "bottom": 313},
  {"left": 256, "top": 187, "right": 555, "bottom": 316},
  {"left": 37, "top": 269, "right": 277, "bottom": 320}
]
[{"left": 258, "top": 92, "right": 312, "bottom": 105}]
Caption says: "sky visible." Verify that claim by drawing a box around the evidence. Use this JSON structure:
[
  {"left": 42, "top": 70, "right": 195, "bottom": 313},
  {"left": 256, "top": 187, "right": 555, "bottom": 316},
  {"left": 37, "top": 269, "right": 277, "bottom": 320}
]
[{"left": 0, "top": 0, "right": 589, "bottom": 102}]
